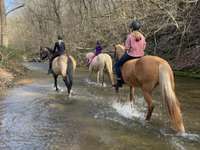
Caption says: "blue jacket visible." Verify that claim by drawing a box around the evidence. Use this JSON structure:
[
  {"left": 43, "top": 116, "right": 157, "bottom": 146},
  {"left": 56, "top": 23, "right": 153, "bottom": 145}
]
[{"left": 53, "top": 41, "right": 65, "bottom": 55}]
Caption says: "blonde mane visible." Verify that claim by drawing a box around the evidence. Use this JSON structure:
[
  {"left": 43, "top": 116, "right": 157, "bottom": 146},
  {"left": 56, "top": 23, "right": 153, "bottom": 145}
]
[{"left": 115, "top": 44, "right": 125, "bottom": 59}]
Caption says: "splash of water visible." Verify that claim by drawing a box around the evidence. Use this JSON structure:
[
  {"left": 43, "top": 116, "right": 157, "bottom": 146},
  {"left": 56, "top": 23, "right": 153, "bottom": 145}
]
[
  {"left": 177, "top": 132, "right": 200, "bottom": 141},
  {"left": 84, "top": 78, "right": 107, "bottom": 87},
  {"left": 112, "top": 101, "right": 145, "bottom": 120},
  {"left": 170, "top": 138, "right": 186, "bottom": 150}
]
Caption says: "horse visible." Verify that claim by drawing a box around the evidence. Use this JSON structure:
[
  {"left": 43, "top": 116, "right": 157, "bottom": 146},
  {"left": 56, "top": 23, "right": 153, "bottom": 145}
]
[
  {"left": 113, "top": 44, "right": 185, "bottom": 134},
  {"left": 40, "top": 47, "right": 76, "bottom": 95},
  {"left": 39, "top": 47, "right": 53, "bottom": 61},
  {"left": 86, "top": 52, "right": 114, "bottom": 86}
]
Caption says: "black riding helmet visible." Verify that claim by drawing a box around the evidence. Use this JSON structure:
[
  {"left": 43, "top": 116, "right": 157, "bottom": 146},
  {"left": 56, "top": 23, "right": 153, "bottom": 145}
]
[
  {"left": 57, "top": 35, "right": 63, "bottom": 40},
  {"left": 129, "top": 20, "right": 141, "bottom": 31}
]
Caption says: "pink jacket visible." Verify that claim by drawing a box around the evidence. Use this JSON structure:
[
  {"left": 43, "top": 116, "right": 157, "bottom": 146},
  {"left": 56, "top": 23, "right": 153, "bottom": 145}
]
[{"left": 125, "top": 32, "right": 146, "bottom": 57}]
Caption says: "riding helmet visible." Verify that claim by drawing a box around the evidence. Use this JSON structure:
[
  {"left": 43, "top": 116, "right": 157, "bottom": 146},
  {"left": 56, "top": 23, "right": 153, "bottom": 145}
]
[
  {"left": 57, "top": 35, "right": 63, "bottom": 40},
  {"left": 129, "top": 20, "right": 141, "bottom": 31}
]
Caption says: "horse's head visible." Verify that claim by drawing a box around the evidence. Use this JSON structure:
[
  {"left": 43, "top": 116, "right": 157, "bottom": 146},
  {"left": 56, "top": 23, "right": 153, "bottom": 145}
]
[
  {"left": 40, "top": 47, "right": 53, "bottom": 61},
  {"left": 112, "top": 44, "right": 125, "bottom": 60},
  {"left": 85, "top": 52, "right": 95, "bottom": 65}
]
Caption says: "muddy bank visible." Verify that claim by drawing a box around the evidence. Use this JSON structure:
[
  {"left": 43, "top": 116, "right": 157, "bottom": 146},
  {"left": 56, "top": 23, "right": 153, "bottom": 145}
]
[
  {"left": 0, "top": 46, "right": 29, "bottom": 92},
  {"left": 0, "top": 65, "right": 29, "bottom": 96}
]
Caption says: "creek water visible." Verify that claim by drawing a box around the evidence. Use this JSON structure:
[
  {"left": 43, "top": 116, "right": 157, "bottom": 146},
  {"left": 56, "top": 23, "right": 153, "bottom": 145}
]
[{"left": 0, "top": 62, "right": 199, "bottom": 150}]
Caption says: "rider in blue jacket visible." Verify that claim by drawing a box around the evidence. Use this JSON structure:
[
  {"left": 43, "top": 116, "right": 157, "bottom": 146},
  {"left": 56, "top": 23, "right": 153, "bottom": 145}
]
[{"left": 48, "top": 35, "right": 66, "bottom": 74}]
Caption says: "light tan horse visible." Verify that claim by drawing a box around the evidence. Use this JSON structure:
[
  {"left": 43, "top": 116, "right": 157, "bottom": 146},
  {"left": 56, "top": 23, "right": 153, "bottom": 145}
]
[
  {"left": 113, "top": 44, "right": 185, "bottom": 134},
  {"left": 86, "top": 52, "right": 114, "bottom": 86},
  {"left": 40, "top": 47, "right": 76, "bottom": 95}
]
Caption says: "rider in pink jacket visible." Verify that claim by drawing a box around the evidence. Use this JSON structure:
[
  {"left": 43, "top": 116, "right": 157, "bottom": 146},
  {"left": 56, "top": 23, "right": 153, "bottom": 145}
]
[{"left": 114, "top": 20, "right": 146, "bottom": 92}]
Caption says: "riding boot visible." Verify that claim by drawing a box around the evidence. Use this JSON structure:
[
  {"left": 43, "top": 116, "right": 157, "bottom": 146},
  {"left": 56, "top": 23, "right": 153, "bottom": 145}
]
[
  {"left": 117, "top": 79, "right": 123, "bottom": 87},
  {"left": 48, "top": 61, "right": 53, "bottom": 74},
  {"left": 114, "top": 78, "right": 123, "bottom": 93}
]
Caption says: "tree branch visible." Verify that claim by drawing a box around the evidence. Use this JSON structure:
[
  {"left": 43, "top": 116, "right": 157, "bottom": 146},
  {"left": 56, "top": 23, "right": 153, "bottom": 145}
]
[{"left": 6, "top": 4, "right": 25, "bottom": 16}]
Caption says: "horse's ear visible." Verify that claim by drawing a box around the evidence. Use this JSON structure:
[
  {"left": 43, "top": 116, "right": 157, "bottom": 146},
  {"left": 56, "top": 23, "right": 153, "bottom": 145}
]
[
  {"left": 40, "top": 46, "right": 44, "bottom": 51},
  {"left": 112, "top": 44, "right": 116, "bottom": 51}
]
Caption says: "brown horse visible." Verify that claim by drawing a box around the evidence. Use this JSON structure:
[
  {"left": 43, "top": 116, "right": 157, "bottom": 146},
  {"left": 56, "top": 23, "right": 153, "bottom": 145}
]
[
  {"left": 113, "top": 44, "right": 185, "bottom": 134},
  {"left": 40, "top": 47, "right": 76, "bottom": 95}
]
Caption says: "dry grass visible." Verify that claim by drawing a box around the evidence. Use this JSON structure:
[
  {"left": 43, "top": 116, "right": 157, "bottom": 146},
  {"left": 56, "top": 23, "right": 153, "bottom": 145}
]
[
  {"left": 15, "top": 79, "right": 33, "bottom": 86},
  {"left": 0, "top": 68, "right": 14, "bottom": 89}
]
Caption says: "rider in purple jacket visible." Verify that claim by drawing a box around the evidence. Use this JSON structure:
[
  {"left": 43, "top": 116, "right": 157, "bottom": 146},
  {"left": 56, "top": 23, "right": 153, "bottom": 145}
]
[
  {"left": 88, "top": 41, "right": 102, "bottom": 65},
  {"left": 95, "top": 41, "right": 102, "bottom": 56}
]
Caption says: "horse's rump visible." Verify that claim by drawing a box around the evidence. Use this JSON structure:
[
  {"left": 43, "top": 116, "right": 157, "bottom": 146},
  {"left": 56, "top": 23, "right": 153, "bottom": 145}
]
[
  {"left": 122, "top": 56, "right": 167, "bottom": 87},
  {"left": 86, "top": 52, "right": 114, "bottom": 85},
  {"left": 52, "top": 55, "right": 76, "bottom": 77}
]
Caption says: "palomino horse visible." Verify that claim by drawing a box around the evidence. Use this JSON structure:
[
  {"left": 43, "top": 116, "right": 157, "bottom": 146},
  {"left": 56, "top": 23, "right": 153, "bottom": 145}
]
[
  {"left": 113, "top": 44, "right": 185, "bottom": 134},
  {"left": 40, "top": 47, "right": 76, "bottom": 95},
  {"left": 86, "top": 52, "right": 114, "bottom": 86}
]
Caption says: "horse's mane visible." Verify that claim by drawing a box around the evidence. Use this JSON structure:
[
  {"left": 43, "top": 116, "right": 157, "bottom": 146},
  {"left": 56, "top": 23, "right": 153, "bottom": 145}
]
[
  {"left": 115, "top": 44, "right": 125, "bottom": 54},
  {"left": 116, "top": 44, "right": 125, "bottom": 51},
  {"left": 114, "top": 44, "right": 125, "bottom": 60}
]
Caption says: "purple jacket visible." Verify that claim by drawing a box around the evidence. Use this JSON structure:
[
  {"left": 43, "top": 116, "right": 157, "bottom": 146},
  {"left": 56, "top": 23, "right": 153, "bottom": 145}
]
[{"left": 95, "top": 44, "right": 102, "bottom": 56}]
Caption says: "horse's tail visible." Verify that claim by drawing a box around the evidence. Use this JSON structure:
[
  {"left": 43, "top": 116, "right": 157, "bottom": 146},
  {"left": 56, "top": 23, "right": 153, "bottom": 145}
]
[
  {"left": 104, "top": 54, "right": 115, "bottom": 86},
  {"left": 66, "top": 56, "right": 74, "bottom": 93},
  {"left": 159, "top": 63, "right": 185, "bottom": 133}
]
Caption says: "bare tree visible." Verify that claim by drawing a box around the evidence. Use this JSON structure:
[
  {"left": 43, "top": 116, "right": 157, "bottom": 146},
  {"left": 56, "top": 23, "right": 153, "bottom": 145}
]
[
  {"left": 6, "top": 0, "right": 200, "bottom": 68},
  {"left": 0, "top": 0, "right": 24, "bottom": 47},
  {"left": 0, "top": 0, "right": 6, "bottom": 46}
]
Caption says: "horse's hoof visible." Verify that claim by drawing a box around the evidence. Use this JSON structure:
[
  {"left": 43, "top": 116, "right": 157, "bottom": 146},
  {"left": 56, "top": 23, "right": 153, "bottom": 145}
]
[
  {"left": 68, "top": 93, "right": 72, "bottom": 97},
  {"left": 130, "top": 103, "right": 134, "bottom": 108}
]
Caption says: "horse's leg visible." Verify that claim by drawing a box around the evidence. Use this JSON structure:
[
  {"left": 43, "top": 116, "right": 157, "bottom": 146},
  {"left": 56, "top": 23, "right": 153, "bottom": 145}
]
[
  {"left": 130, "top": 86, "right": 135, "bottom": 108},
  {"left": 99, "top": 68, "right": 104, "bottom": 86},
  {"left": 142, "top": 88, "right": 154, "bottom": 121},
  {"left": 102, "top": 70, "right": 104, "bottom": 86},
  {"left": 88, "top": 65, "right": 92, "bottom": 82},
  {"left": 97, "top": 71, "right": 100, "bottom": 84},
  {"left": 53, "top": 74, "right": 59, "bottom": 91}
]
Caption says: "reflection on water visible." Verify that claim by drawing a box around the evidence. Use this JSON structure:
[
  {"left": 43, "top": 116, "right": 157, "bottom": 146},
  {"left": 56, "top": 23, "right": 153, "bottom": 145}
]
[{"left": 0, "top": 62, "right": 199, "bottom": 150}]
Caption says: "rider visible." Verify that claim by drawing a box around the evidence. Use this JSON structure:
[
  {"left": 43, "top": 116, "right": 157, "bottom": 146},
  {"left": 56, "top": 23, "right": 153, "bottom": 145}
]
[
  {"left": 88, "top": 40, "right": 102, "bottom": 65},
  {"left": 95, "top": 40, "right": 102, "bottom": 56},
  {"left": 48, "top": 35, "right": 66, "bottom": 74},
  {"left": 114, "top": 20, "right": 146, "bottom": 91}
]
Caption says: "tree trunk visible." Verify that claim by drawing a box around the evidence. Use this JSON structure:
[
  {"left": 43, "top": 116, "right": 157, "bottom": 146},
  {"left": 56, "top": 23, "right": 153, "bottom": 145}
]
[{"left": 0, "top": 0, "right": 6, "bottom": 46}]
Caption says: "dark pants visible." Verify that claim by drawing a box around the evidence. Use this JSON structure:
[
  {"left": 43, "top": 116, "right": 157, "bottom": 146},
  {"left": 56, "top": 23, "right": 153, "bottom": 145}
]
[{"left": 115, "top": 52, "right": 139, "bottom": 85}]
